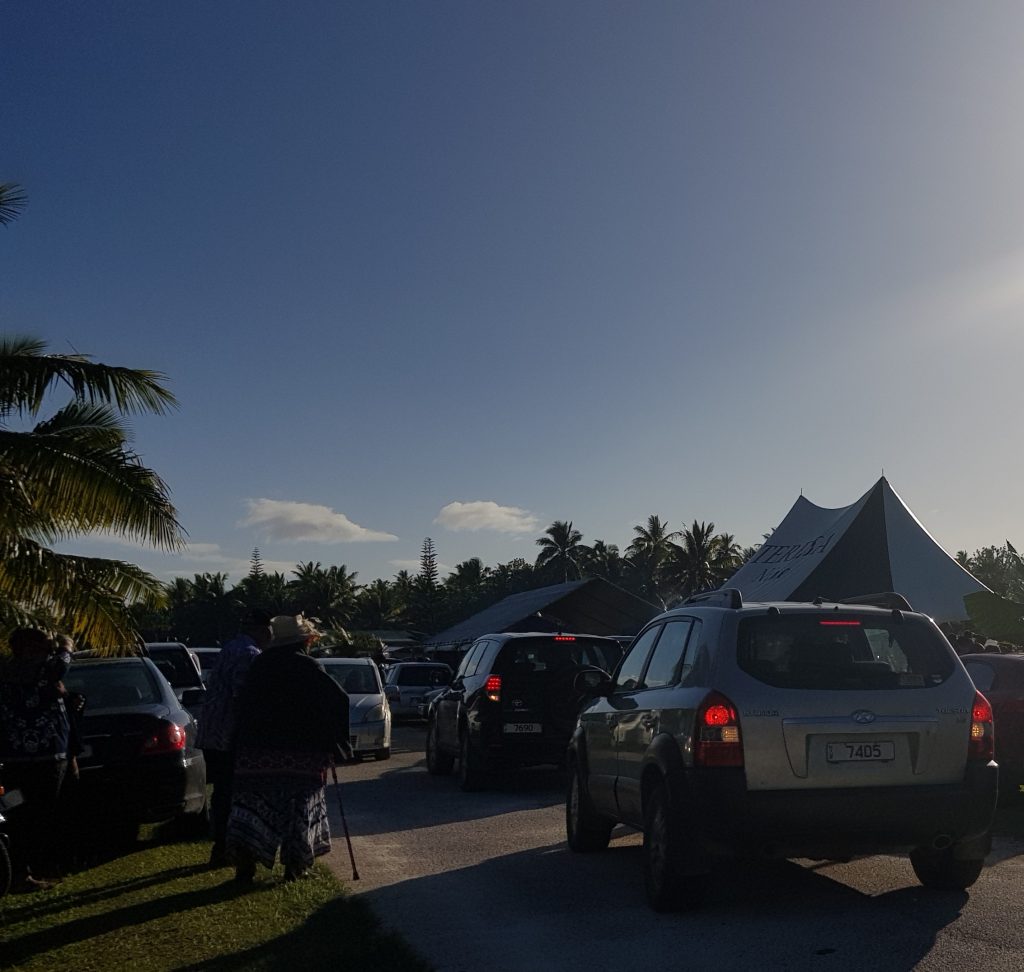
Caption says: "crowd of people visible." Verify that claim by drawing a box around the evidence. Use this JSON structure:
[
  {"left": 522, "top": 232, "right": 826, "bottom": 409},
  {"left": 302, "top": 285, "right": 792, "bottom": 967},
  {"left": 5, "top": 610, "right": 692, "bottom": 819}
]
[{"left": 0, "top": 612, "right": 353, "bottom": 893}]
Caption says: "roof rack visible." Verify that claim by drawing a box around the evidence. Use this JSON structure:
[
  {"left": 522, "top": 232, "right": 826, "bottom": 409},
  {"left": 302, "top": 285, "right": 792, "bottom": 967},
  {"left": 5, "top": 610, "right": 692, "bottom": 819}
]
[
  {"left": 837, "top": 592, "right": 913, "bottom": 612},
  {"left": 683, "top": 588, "right": 743, "bottom": 609}
]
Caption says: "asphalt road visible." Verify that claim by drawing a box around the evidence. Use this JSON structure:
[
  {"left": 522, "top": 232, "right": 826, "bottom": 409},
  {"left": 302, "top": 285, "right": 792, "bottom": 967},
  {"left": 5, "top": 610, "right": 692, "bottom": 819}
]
[{"left": 323, "top": 725, "right": 1024, "bottom": 972}]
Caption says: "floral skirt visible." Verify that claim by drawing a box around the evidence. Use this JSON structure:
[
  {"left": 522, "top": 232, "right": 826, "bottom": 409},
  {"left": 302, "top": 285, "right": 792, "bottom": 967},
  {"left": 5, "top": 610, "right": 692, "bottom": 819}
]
[{"left": 225, "top": 747, "right": 331, "bottom": 870}]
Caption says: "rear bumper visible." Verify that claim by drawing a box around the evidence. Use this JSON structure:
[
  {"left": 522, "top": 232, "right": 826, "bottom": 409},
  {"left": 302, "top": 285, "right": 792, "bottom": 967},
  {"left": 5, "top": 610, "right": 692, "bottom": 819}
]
[
  {"left": 684, "top": 760, "right": 998, "bottom": 859},
  {"left": 74, "top": 752, "right": 206, "bottom": 822}
]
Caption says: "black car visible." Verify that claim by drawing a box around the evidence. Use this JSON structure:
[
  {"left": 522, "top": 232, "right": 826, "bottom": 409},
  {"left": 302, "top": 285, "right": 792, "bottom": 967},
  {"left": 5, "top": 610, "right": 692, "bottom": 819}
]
[
  {"left": 425, "top": 632, "right": 624, "bottom": 791},
  {"left": 62, "top": 657, "right": 207, "bottom": 830},
  {"left": 143, "top": 642, "right": 208, "bottom": 721}
]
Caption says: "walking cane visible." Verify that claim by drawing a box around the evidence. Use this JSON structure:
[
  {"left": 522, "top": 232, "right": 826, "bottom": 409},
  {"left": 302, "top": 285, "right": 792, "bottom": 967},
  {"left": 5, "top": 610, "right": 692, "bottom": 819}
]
[{"left": 330, "top": 759, "right": 360, "bottom": 881}]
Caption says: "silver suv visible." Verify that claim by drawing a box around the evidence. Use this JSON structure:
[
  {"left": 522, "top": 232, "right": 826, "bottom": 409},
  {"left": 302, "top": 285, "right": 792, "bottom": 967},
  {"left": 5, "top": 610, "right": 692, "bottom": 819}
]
[{"left": 566, "top": 591, "right": 998, "bottom": 911}]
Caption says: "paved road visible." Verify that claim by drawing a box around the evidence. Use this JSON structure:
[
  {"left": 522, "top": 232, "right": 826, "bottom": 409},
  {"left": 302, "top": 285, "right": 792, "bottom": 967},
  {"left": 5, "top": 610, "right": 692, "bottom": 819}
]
[{"left": 324, "top": 725, "right": 1024, "bottom": 972}]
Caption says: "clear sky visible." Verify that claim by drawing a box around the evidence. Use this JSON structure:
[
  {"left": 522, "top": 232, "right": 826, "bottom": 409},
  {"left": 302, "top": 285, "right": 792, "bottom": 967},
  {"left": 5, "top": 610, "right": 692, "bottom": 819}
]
[{"left": 4, "top": 2, "right": 1023, "bottom": 586}]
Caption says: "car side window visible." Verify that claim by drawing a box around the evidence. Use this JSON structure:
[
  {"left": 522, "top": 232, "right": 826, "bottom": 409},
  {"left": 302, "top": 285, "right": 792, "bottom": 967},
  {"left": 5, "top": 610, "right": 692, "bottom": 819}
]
[
  {"left": 615, "top": 626, "right": 662, "bottom": 692},
  {"left": 465, "top": 641, "right": 491, "bottom": 677},
  {"left": 456, "top": 643, "right": 485, "bottom": 679},
  {"left": 642, "top": 620, "right": 693, "bottom": 689}
]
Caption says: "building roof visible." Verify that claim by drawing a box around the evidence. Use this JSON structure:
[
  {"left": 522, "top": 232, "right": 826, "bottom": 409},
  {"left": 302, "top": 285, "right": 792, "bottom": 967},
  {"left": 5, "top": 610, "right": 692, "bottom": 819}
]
[{"left": 423, "top": 577, "right": 660, "bottom": 648}]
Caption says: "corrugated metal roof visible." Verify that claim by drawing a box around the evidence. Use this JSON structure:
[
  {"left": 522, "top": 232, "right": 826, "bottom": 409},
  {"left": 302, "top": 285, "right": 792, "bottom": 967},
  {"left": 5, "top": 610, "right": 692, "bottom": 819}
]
[{"left": 423, "top": 577, "right": 659, "bottom": 647}]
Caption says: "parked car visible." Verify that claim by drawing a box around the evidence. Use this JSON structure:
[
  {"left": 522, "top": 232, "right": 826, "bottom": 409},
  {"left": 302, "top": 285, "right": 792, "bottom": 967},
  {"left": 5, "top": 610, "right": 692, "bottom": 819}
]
[
  {"left": 425, "top": 632, "right": 624, "bottom": 791},
  {"left": 566, "top": 591, "right": 998, "bottom": 911},
  {"left": 961, "top": 652, "right": 1024, "bottom": 803},
  {"left": 143, "top": 642, "right": 207, "bottom": 721},
  {"left": 320, "top": 657, "right": 392, "bottom": 761},
  {"left": 383, "top": 662, "right": 453, "bottom": 720},
  {"left": 61, "top": 656, "right": 208, "bottom": 832},
  {"left": 189, "top": 647, "right": 222, "bottom": 687},
  {"left": 0, "top": 763, "right": 23, "bottom": 898}
]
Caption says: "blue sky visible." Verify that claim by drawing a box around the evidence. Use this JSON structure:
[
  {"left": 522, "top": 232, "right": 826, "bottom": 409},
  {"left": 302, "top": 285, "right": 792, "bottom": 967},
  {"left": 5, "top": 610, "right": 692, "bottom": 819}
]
[{"left": 4, "top": 3, "right": 1023, "bottom": 586}]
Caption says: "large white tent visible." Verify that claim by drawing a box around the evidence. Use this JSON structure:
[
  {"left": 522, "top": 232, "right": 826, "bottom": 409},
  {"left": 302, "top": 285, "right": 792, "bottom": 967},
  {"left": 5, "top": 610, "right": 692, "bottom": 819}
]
[{"left": 724, "top": 477, "right": 989, "bottom": 621}]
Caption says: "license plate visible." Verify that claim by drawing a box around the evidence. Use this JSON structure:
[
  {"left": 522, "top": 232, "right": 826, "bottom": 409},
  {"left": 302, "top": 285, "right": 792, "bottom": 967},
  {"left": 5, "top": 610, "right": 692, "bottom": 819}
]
[
  {"left": 504, "top": 723, "right": 542, "bottom": 734},
  {"left": 826, "top": 740, "right": 895, "bottom": 762}
]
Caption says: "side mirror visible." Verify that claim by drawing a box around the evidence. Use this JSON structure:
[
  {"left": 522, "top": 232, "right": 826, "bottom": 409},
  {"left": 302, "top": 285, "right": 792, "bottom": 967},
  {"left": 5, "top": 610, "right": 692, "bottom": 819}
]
[
  {"left": 574, "top": 668, "right": 612, "bottom": 698},
  {"left": 182, "top": 687, "right": 207, "bottom": 707},
  {"left": 384, "top": 685, "right": 400, "bottom": 703}
]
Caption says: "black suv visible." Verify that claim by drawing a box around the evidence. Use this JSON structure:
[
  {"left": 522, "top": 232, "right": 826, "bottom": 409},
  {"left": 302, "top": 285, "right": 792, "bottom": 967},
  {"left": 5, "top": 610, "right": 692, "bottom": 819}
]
[
  {"left": 425, "top": 632, "right": 624, "bottom": 791},
  {"left": 566, "top": 591, "right": 998, "bottom": 910}
]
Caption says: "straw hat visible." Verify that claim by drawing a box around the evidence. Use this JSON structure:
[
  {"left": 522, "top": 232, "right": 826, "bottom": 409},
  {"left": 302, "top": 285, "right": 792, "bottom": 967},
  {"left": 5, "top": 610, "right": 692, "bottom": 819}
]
[{"left": 269, "top": 614, "right": 322, "bottom": 648}]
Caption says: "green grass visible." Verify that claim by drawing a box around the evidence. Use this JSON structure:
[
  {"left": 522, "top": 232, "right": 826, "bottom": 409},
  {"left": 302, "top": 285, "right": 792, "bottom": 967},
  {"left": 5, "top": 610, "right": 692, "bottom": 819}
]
[{"left": 0, "top": 837, "right": 431, "bottom": 972}]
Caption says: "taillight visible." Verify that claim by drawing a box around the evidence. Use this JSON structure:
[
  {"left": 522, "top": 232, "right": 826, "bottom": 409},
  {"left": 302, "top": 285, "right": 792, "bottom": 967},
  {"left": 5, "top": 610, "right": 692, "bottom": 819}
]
[
  {"left": 553, "top": 636, "right": 576, "bottom": 642},
  {"left": 694, "top": 691, "right": 743, "bottom": 767},
  {"left": 141, "top": 721, "right": 187, "bottom": 756},
  {"left": 968, "top": 691, "right": 994, "bottom": 762},
  {"left": 484, "top": 675, "right": 502, "bottom": 703}
]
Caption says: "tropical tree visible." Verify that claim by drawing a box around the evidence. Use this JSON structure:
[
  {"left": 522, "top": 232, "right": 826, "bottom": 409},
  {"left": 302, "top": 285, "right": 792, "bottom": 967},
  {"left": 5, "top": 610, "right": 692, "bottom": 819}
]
[
  {"left": 353, "top": 578, "right": 403, "bottom": 629},
  {"left": 664, "top": 521, "right": 741, "bottom": 602},
  {"left": 623, "top": 515, "right": 680, "bottom": 606},
  {"left": 0, "top": 333, "right": 183, "bottom": 647},
  {"left": 579, "top": 539, "right": 625, "bottom": 585},
  {"left": 288, "top": 561, "right": 359, "bottom": 628},
  {"left": 535, "top": 520, "right": 585, "bottom": 583}
]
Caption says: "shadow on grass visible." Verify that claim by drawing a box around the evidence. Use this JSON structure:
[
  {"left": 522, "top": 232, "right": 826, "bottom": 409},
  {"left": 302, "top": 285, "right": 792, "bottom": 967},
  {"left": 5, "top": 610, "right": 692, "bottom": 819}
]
[
  {"left": 170, "top": 893, "right": 431, "bottom": 972},
  {"left": 1, "top": 875, "right": 260, "bottom": 966}
]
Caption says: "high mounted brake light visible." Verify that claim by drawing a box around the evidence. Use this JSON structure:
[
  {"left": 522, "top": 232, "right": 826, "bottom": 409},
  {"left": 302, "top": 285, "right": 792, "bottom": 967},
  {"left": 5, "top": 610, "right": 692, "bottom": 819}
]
[
  {"left": 695, "top": 691, "right": 743, "bottom": 767},
  {"left": 968, "top": 691, "right": 994, "bottom": 762},
  {"left": 485, "top": 675, "right": 502, "bottom": 703},
  {"left": 819, "top": 620, "right": 862, "bottom": 627},
  {"left": 553, "top": 636, "right": 576, "bottom": 642}
]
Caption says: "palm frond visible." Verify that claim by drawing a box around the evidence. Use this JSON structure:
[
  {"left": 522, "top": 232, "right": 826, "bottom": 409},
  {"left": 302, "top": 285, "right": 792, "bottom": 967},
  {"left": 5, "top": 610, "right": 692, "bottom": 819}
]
[
  {"left": 0, "top": 335, "right": 177, "bottom": 418},
  {"left": 0, "top": 183, "right": 27, "bottom": 226}
]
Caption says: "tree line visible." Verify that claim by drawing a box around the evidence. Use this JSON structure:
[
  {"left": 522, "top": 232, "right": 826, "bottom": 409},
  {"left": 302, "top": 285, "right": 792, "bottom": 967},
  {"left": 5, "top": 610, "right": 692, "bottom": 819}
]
[{"left": 134, "top": 520, "right": 749, "bottom": 646}]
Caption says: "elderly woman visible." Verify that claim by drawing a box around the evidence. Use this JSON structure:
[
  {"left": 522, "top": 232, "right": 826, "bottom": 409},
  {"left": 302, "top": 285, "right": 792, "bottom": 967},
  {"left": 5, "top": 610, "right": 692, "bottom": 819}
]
[{"left": 225, "top": 614, "right": 352, "bottom": 883}]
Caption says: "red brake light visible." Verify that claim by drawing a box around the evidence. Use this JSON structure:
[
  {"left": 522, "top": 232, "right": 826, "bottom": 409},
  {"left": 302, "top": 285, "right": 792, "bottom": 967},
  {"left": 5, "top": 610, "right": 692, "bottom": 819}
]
[
  {"left": 695, "top": 691, "right": 743, "bottom": 767},
  {"left": 819, "top": 620, "right": 862, "bottom": 627},
  {"left": 142, "top": 721, "right": 186, "bottom": 755},
  {"left": 553, "top": 636, "right": 576, "bottom": 642},
  {"left": 485, "top": 675, "right": 502, "bottom": 702},
  {"left": 968, "top": 691, "right": 994, "bottom": 762}
]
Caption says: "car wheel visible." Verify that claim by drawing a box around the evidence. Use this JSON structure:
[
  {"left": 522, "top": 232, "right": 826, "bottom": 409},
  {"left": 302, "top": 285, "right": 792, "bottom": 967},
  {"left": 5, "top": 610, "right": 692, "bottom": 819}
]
[
  {"left": 566, "top": 758, "right": 613, "bottom": 852},
  {"left": 910, "top": 843, "right": 985, "bottom": 891},
  {"left": 642, "top": 779, "right": 704, "bottom": 912},
  {"left": 458, "top": 730, "right": 485, "bottom": 792},
  {"left": 374, "top": 747, "right": 391, "bottom": 761},
  {"left": 426, "top": 719, "right": 454, "bottom": 776}
]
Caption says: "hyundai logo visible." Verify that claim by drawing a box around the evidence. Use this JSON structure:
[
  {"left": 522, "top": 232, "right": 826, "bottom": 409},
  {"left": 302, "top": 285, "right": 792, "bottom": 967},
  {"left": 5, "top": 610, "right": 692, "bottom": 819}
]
[{"left": 852, "top": 710, "right": 876, "bottom": 724}]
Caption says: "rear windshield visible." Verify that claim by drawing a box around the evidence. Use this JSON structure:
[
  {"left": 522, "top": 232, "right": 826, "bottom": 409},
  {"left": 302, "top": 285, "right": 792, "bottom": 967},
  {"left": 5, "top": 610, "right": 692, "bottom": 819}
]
[
  {"left": 396, "top": 665, "right": 450, "bottom": 686},
  {"left": 146, "top": 648, "right": 203, "bottom": 688},
  {"left": 736, "top": 614, "right": 955, "bottom": 690},
  {"left": 492, "top": 637, "right": 623, "bottom": 676},
  {"left": 325, "top": 663, "right": 381, "bottom": 694},
  {"left": 63, "top": 663, "right": 163, "bottom": 708}
]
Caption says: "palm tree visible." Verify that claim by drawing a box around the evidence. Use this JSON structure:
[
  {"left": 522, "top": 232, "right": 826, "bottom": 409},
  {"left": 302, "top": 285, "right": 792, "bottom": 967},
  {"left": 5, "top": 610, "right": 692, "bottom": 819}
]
[
  {"left": 625, "top": 515, "right": 680, "bottom": 606},
  {"left": 0, "top": 334, "right": 183, "bottom": 647},
  {"left": 535, "top": 520, "right": 585, "bottom": 583},
  {"left": 665, "top": 520, "right": 725, "bottom": 600},
  {"left": 579, "top": 539, "right": 625, "bottom": 584},
  {"left": 288, "top": 561, "right": 360, "bottom": 628}
]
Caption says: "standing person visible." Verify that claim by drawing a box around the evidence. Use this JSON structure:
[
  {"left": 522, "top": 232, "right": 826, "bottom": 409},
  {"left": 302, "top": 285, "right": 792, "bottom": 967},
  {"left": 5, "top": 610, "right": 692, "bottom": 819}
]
[
  {"left": 196, "top": 609, "right": 273, "bottom": 868},
  {"left": 226, "top": 614, "right": 352, "bottom": 884},
  {"left": 0, "top": 628, "right": 72, "bottom": 892}
]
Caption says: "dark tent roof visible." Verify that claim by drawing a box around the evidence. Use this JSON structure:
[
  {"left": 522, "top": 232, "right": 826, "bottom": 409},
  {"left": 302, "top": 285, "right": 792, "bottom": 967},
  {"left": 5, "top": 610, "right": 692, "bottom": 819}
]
[
  {"left": 724, "top": 477, "right": 988, "bottom": 621},
  {"left": 423, "top": 578, "right": 660, "bottom": 648}
]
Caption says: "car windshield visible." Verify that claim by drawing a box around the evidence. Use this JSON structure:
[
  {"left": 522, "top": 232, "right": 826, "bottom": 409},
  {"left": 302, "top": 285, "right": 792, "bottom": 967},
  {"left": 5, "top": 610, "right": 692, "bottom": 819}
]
[
  {"left": 325, "top": 663, "right": 380, "bottom": 695},
  {"left": 492, "top": 637, "right": 623, "bottom": 675},
  {"left": 736, "top": 614, "right": 955, "bottom": 690},
  {"left": 63, "top": 663, "right": 163, "bottom": 708}
]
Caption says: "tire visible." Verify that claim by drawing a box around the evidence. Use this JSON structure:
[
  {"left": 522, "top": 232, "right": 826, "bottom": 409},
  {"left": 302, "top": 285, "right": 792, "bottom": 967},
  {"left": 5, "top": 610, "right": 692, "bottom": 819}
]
[
  {"left": 566, "top": 759, "right": 613, "bottom": 852},
  {"left": 425, "top": 719, "right": 454, "bottom": 776},
  {"left": 642, "top": 779, "right": 704, "bottom": 912},
  {"left": 0, "top": 836, "right": 11, "bottom": 899},
  {"left": 458, "top": 730, "right": 485, "bottom": 792},
  {"left": 910, "top": 844, "right": 985, "bottom": 891},
  {"left": 374, "top": 747, "right": 391, "bottom": 761}
]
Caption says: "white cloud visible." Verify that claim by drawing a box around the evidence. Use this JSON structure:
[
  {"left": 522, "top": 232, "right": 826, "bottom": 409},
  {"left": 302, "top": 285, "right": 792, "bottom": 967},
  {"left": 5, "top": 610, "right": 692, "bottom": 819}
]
[
  {"left": 241, "top": 499, "right": 398, "bottom": 543},
  {"left": 435, "top": 500, "right": 539, "bottom": 534}
]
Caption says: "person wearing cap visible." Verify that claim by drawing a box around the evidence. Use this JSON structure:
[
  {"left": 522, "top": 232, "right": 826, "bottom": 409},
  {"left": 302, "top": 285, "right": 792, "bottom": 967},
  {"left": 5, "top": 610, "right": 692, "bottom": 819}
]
[
  {"left": 197, "top": 609, "right": 273, "bottom": 867},
  {"left": 225, "top": 614, "right": 353, "bottom": 884}
]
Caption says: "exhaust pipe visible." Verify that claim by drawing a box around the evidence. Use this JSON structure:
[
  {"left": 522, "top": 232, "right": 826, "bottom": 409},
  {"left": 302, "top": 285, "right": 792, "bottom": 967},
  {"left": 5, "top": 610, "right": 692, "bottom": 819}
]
[{"left": 931, "top": 833, "right": 954, "bottom": 851}]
